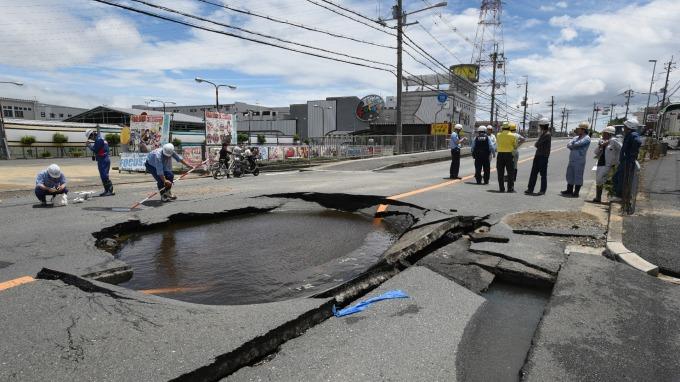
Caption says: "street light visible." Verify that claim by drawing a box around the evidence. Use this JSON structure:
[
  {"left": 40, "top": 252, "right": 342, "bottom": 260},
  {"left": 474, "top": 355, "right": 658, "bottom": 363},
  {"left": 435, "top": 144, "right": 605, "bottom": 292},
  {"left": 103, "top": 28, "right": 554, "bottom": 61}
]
[
  {"left": 149, "top": 99, "right": 176, "bottom": 114},
  {"left": 0, "top": 80, "right": 24, "bottom": 160},
  {"left": 194, "top": 77, "right": 237, "bottom": 111}
]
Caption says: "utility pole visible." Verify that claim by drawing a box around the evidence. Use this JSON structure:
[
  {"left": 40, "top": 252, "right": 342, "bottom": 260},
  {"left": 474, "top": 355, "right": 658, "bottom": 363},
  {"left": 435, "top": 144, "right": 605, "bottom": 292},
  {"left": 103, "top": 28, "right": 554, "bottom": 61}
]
[
  {"left": 490, "top": 45, "right": 498, "bottom": 126},
  {"left": 560, "top": 106, "right": 566, "bottom": 133},
  {"left": 608, "top": 103, "right": 616, "bottom": 124},
  {"left": 564, "top": 109, "right": 570, "bottom": 134},
  {"left": 643, "top": 59, "right": 657, "bottom": 125},
  {"left": 520, "top": 76, "right": 528, "bottom": 133},
  {"left": 395, "top": 0, "right": 403, "bottom": 154},
  {"left": 548, "top": 96, "right": 555, "bottom": 132},
  {"left": 590, "top": 102, "right": 597, "bottom": 136},
  {"left": 661, "top": 55, "right": 675, "bottom": 107},
  {"left": 623, "top": 89, "right": 634, "bottom": 119}
]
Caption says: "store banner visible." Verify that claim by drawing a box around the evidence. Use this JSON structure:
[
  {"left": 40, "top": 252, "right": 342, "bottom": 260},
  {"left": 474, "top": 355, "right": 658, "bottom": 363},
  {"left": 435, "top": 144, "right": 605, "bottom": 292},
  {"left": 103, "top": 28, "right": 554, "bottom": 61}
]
[
  {"left": 182, "top": 146, "right": 204, "bottom": 168},
  {"left": 205, "top": 112, "right": 236, "bottom": 145},
  {"left": 119, "top": 152, "right": 148, "bottom": 172},
  {"left": 129, "top": 114, "right": 168, "bottom": 153},
  {"left": 431, "top": 123, "right": 450, "bottom": 135}
]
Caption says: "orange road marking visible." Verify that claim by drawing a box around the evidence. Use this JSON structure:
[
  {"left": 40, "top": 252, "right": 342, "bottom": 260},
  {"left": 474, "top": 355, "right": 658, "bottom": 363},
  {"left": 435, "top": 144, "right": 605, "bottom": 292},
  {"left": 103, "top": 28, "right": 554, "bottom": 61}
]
[
  {"left": 376, "top": 146, "right": 567, "bottom": 213},
  {"left": 0, "top": 276, "right": 35, "bottom": 292},
  {"left": 140, "top": 285, "right": 210, "bottom": 295}
]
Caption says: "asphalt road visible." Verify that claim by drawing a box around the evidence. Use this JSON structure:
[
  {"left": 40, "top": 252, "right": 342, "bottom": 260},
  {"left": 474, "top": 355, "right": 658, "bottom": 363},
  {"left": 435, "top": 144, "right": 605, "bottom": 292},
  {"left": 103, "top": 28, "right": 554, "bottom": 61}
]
[{"left": 0, "top": 139, "right": 608, "bottom": 381}]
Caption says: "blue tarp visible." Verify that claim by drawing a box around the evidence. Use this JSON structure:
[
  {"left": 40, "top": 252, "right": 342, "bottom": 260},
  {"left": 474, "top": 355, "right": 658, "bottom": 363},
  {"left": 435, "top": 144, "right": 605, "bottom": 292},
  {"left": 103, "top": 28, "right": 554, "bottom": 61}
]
[{"left": 332, "top": 290, "right": 409, "bottom": 317}]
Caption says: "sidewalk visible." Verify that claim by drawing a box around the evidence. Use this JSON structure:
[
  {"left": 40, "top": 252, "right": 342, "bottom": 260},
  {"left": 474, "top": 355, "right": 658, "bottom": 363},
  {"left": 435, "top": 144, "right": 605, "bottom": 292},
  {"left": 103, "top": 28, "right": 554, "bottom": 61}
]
[{"left": 622, "top": 151, "right": 680, "bottom": 275}]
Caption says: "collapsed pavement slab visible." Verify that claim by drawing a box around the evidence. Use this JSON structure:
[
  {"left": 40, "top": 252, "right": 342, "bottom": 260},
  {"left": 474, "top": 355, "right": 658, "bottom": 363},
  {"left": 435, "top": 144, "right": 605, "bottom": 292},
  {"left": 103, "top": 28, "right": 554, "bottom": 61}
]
[
  {"left": 521, "top": 253, "right": 680, "bottom": 381},
  {"left": 0, "top": 272, "right": 333, "bottom": 382},
  {"left": 228, "top": 266, "right": 486, "bottom": 381},
  {"left": 469, "top": 222, "right": 567, "bottom": 275}
]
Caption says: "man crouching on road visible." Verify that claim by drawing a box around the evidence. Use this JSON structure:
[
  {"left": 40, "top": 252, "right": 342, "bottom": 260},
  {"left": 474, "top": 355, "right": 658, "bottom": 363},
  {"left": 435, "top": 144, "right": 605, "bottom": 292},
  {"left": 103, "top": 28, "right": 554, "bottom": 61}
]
[
  {"left": 35, "top": 164, "right": 68, "bottom": 206},
  {"left": 144, "top": 143, "right": 194, "bottom": 202}
]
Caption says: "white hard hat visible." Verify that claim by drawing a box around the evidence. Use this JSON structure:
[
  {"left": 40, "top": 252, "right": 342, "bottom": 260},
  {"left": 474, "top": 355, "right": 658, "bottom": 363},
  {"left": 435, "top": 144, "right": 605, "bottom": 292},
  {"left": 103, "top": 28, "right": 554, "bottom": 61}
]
[
  {"left": 454, "top": 124, "right": 463, "bottom": 130},
  {"left": 577, "top": 121, "right": 590, "bottom": 130},
  {"left": 624, "top": 118, "right": 640, "bottom": 129},
  {"left": 602, "top": 126, "right": 616, "bottom": 134},
  {"left": 162, "top": 143, "right": 175, "bottom": 157},
  {"left": 539, "top": 118, "right": 549, "bottom": 126},
  {"left": 85, "top": 129, "right": 94, "bottom": 139},
  {"left": 477, "top": 126, "right": 487, "bottom": 133},
  {"left": 486, "top": 125, "right": 493, "bottom": 130},
  {"left": 47, "top": 164, "right": 61, "bottom": 179}
]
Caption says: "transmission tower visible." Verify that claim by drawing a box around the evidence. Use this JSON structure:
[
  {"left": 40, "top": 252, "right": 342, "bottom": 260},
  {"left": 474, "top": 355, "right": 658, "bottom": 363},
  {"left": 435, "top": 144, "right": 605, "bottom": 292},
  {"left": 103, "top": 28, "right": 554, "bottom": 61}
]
[{"left": 471, "top": 0, "right": 507, "bottom": 126}]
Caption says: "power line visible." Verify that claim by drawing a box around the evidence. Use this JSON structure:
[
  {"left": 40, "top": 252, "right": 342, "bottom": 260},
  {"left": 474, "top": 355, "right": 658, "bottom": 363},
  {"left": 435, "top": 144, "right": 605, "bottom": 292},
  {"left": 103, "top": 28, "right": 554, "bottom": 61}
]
[
  {"left": 92, "top": 0, "right": 396, "bottom": 74},
  {"left": 417, "top": 23, "right": 464, "bottom": 64},
  {"left": 128, "top": 0, "right": 395, "bottom": 69},
  {"left": 194, "top": 0, "right": 396, "bottom": 49},
  {"left": 315, "top": 0, "right": 385, "bottom": 25},
  {"left": 304, "top": 0, "right": 396, "bottom": 36}
]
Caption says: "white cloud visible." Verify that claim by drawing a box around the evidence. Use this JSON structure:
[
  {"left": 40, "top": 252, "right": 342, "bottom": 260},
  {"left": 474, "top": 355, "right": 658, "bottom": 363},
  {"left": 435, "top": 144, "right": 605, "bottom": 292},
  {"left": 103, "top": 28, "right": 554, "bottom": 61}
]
[
  {"left": 556, "top": 1, "right": 569, "bottom": 9},
  {"left": 560, "top": 27, "right": 578, "bottom": 41}
]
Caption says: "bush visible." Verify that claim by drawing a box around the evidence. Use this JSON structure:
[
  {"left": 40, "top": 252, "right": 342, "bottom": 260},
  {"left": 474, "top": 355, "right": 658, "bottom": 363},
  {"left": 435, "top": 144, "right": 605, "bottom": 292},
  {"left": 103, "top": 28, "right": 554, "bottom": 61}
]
[
  {"left": 303, "top": 138, "right": 310, "bottom": 145},
  {"left": 237, "top": 132, "right": 249, "bottom": 144},
  {"left": 69, "top": 148, "right": 84, "bottom": 158},
  {"left": 257, "top": 134, "right": 266, "bottom": 144},
  {"left": 293, "top": 133, "right": 300, "bottom": 143},
  {"left": 172, "top": 138, "right": 182, "bottom": 148},
  {"left": 20, "top": 135, "right": 36, "bottom": 146},
  {"left": 105, "top": 133, "right": 120, "bottom": 146},
  {"left": 52, "top": 132, "right": 68, "bottom": 144},
  {"left": 40, "top": 151, "right": 51, "bottom": 158}
]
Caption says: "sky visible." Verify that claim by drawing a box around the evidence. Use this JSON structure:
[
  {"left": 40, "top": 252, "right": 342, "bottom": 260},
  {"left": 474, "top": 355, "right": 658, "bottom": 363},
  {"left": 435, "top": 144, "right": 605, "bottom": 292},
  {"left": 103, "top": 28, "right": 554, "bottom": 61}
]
[{"left": 0, "top": 0, "right": 679, "bottom": 129}]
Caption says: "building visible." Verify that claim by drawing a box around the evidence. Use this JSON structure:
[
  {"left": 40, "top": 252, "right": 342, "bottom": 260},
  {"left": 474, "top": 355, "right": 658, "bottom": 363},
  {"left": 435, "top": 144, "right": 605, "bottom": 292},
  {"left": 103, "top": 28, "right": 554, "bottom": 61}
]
[
  {"left": 290, "top": 96, "right": 370, "bottom": 139},
  {"left": 0, "top": 97, "right": 87, "bottom": 121},
  {"left": 64, "top": 106, "right": 205, "bottom": 131}
]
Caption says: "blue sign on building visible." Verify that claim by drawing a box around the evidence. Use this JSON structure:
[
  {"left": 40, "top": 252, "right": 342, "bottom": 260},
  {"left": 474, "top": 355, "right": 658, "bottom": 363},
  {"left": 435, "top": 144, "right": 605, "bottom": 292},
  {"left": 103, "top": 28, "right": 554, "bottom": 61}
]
[{"left": 437, "top": 92, "right": 448, "bottom": 103}]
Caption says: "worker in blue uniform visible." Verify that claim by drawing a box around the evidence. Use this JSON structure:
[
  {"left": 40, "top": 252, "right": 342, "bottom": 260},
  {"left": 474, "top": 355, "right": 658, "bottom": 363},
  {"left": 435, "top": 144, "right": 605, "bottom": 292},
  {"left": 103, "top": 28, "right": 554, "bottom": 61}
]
[
  {"left": 145, "top": 143, "right": 194, "bottom": 202},
  {"left": 613, "top": 118, "right": 643, "bottom": 198},
  {"left": 471, "top": 126, "right": 495, "bottom": 184},
  {"left": 85, "top": 129, "right": 114, "bottom": 196},
  {"left": 35, "top": 164, "right": 68, "bottom": 205}
]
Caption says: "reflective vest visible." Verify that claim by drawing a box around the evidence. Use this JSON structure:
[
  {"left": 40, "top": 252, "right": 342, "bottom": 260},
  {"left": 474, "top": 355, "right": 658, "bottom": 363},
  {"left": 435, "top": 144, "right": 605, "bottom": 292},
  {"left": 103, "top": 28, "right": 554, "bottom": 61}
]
[{"left": 496, "top": 130, "right": 517, "bottom": 153}]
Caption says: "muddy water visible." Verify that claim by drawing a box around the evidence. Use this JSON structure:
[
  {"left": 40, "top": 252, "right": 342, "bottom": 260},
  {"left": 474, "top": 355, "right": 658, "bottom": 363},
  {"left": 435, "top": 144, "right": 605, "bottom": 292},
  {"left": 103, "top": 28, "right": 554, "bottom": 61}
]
[
  {"left": 117, "top": 210, "right": 397, "bottom": 305},
  {"left": 456, "top": 281, "right": 551, "bottom": 382}
]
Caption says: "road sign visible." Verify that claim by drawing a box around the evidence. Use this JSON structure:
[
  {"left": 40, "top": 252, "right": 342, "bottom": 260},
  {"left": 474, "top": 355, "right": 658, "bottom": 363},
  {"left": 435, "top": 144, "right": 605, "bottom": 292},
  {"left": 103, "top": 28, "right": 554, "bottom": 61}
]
[
  {"left": 646, "top": 114, "right": 658, "bottom": 122},
  {"left": 437, "top": 92, "right": 448, "bottom": 104}
]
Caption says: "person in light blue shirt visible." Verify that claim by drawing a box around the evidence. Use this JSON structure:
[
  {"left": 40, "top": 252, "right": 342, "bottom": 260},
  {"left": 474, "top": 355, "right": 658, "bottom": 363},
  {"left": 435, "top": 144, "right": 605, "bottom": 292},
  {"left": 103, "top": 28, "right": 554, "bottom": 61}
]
[
  {"left": 449, "top": 124, "right": 467, "bottom": 179},
  {"left": 35, "top": 164, "right": 68, "bottom": 206},
  {"left": 145, "top": 143, "right": 194, "bottom": 202}
]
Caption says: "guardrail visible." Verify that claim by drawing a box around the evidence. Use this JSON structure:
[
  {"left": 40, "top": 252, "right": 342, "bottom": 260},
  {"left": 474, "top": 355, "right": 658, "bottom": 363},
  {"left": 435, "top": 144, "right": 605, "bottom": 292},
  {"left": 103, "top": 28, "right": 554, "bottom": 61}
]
[{"left": 8, "top": 145, "right": 121, "bottom": 159}]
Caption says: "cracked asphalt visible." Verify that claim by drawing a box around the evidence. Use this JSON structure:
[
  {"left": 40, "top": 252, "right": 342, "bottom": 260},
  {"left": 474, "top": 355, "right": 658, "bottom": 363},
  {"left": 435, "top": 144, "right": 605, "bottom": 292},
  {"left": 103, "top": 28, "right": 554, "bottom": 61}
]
[{"left": 4, "top": 140, "right": 677, "bottom": 381}]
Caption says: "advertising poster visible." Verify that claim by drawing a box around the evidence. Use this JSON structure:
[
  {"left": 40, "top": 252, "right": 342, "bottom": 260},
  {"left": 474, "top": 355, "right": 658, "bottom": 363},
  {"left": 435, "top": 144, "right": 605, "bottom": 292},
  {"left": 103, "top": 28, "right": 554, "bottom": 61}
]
[
  {"left": 182, "top": 146, "right": 204, "bottom": 168},
  {"left": 205, "top": 112, "right": 236, "bottom": 145},
  {"left": 119, "top": 152, "right": 148, "bottom": 172},
  {"left": 431, "top": 123, "right": 450, "bottom": 135},
  {"left": 130, "top": 114, "right": 167, "bottom": 153},
  {"left": 254, "top": 146, "right": 268, "bottom": 161}
]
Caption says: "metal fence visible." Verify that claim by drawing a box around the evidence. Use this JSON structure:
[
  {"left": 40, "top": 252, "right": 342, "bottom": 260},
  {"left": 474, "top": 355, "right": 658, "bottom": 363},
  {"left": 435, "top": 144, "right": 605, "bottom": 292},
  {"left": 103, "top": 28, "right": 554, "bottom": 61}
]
[
  {"left": 8, "top": 145, "right": 122, "bottom": 159},
  {"left": 308, "top": 134, "right": 455, "bottom": 154}
]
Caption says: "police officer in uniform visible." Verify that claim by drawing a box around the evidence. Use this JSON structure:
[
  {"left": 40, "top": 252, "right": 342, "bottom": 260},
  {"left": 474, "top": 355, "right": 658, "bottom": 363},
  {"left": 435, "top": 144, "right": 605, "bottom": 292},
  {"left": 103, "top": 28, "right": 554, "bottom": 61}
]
[{"left": 471, "top": 126, "right": 495, "bottom": 184}]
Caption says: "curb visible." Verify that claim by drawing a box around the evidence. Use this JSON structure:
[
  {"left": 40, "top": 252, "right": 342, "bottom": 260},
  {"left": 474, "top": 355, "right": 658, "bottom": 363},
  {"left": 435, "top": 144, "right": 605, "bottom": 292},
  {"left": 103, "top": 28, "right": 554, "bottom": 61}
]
[{"left": 605, "top": 203, "right": 660, "bottom": 276}]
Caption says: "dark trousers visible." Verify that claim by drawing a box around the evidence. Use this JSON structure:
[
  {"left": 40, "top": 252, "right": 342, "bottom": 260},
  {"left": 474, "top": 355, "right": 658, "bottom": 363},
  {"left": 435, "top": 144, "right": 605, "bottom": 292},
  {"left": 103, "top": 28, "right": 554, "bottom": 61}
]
[
  {"left": 450, "top": 148, "right": 461, "bottom": 178},
  {"left": 474, "top": 157, "right": 490, "bottom": 184},
  {"left": 97, "top": 157, "right": 112, "bottom": 191},
  {"left": 35, "top": 186, "right": 68, "bottom": 202},
  {"left": 145, "top": 162, "right": 174, "bottom": 190},
  {"left": 527, "top": 155, "right": 549, "bottom": 193},
  {"left": 496, "top": 152, "right": 515, "bottom": 191}
]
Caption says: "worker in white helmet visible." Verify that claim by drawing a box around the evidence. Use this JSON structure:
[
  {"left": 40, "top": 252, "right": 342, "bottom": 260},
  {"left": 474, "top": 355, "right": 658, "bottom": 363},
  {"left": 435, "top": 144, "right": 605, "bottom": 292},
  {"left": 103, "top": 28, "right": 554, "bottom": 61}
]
[
  {"left": 562, "top": 122, "right": 592, "bottom": 197},
  {"left": 144, "top": 143, "right": 195, "bottom": 202},
  {"left": 509, "top": 123, "right": 526, "bottom": 182},
  {"left": 471, "top": 126, "right": 495, "bottom": 184},
  {"left": 592, "top": 126, "right": 621, "bottom": 202},
  {"left": 449, "top": 124, "right": 467, "bottom": 179},
  {"left": 85, "top": 128, "right": 114, "bottom": 196},
  {"left": 613, "top": 118, "right": 642, "bottom": 198},
  {"left": 35, "top": 164, "right": 68, "bottom": 206}
]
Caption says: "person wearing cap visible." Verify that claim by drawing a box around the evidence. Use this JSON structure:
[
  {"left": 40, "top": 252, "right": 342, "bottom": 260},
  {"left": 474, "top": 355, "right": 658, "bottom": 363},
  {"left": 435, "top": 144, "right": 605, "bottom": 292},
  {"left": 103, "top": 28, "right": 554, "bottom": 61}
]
[
  {"left": 561, "top": 122, "right": 592, "bottom": 197},
  {"left": 525, "top": 119, "right": 552, "bottom": 195},
  {"left": 486, "top": 125, "right": 497, "bottom": 162},
  {"left": 85, "top": 129, "right": 114, "bottom": 196},
  {"left": 449, "top": 124, "right": 467, "bottom": 179},
  {"left": 592, "top": 126, "right": 621, "bottom": 203},
  {"left": 145, "top": 143, "right": 194, "bottom": 202},
  {"left": 35, "top": 164, "right": 68, "bottom": 206},
  {"left": 471, "top": 126, "right": 495, "bottom": 184},
  {"left": 496, "top": 123, "right": 518, "bottom": 192},
  {"left": 509, "top": 123, "right": 526, "bottom": 182},
  {"left": 613, "top": 118, "right": 643, "bottom": 198}
]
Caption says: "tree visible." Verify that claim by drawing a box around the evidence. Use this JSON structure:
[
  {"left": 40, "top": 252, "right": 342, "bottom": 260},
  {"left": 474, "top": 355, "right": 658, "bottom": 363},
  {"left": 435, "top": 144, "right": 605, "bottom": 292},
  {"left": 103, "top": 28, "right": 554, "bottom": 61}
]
[
  {"left": 20, "top": 135, "right": 36, "bottom": 159},
  {"left": 609, "top": 117, "right": 626, "bottom": 125},
  {"left": 237, "top": 132, "right": 249, "bottom": 144},
  {"left": 257, "top": 134, "right": 266, "bottom": 144},
  {"left": 52, "top": 132, "right": 68, "bottom": 157},
  {"left": 293, "top": 133, "right": 300, "bottom": 144},
  {"left": 172, "top": 137, "right": 182, "bottom": 148},
  {"left": 105, "top": 133, "right": 120, "bottom": 146}
]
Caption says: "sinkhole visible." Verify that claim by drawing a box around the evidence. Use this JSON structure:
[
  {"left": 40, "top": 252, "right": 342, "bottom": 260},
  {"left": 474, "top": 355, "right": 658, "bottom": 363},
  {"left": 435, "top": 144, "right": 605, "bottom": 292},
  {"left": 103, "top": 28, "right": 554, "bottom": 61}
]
[{"left": 108, "top": 208, "right": 406, "bottom": 305}]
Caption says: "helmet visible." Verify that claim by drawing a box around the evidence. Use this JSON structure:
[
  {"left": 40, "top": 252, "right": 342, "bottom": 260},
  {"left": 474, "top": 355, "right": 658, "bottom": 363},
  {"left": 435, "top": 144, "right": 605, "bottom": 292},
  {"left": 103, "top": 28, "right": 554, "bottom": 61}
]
[
  {"left": 477, "top": 126, "right": 487, "bottom": 133},
  {"left": 486, "top": 125, "right": 493, "bottom": 130},
  {"left": 454, "top": 124, "right": 463, "bottom": 130},
  {"left": 501, "top": 123, "right": 511, "bottom": 130},
  {"left": 602, "top": 126, "right": 616, "bottom": 135},
  {"left": 85, "top": 129, "right": 95, "bottom": 139},
  {"left": 577, "top": 121, "right": 590, "bottom": 130},
  {"left": 624, "top": 118, "right": 640, "bottom": 129},
  {"left": 538, "top": 118, "right": 549, "bottom": 126},
  {"left": 47, "top": 164, "right": 61, "bottom": 179},
  {"left": 509, "top": 123, "right": 517, "bottom": 132},
  {"left": 162, "top": 143, "right": 175, "bottom": 157}
]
